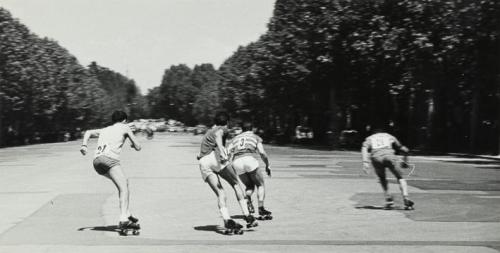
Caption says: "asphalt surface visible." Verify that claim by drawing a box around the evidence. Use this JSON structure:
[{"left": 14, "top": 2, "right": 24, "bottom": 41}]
[{"left": 0, "top": 133, "right": 499, "bottom": 253}]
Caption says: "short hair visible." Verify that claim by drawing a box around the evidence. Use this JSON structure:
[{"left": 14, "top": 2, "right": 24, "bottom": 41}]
[
  {"left": 214, "top": 111, "right": 229, "bottom": 126},
  {"left": 242, "top": 121, "right": 253, "bottom": 132},
  {"left": 111, "top": 110, "right": 128, "bottom": 123}
]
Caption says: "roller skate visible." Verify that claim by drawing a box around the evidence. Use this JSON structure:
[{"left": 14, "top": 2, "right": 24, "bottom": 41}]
[
  {"left": 404, "top": 198, "right": 415, "bottom": 210},
  {"left": 247, "top": 198, "right": 255, "bottom": 214},
  {"left": 222, "top": 219, "right": 243, "bottom": 235},
  {"left": 117, "top": 220, "right": 140, "bottom": 236},
  {"left": 257, "top": 207, "right": 273, "bottom": 220},
  {"left": 384, "top": 196, "right": 395, "bottom": 210},
  {"left": 128, "top": 215, "right": 139, "bottom": 223},
  {"left": 244, "top": 215, "right": 259, "bottom": 228}
]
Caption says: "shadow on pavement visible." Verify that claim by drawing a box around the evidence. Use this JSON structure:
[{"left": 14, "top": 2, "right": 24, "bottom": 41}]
[
  {"left": 78, "top": 225, "right": 119, "bottom": 233},
  {"left": 230, "top": 215, "right": 247, "bottom": 220},
  {"left": 355, "top": 205, "right": 409, "bottom": 211},
  {"left": 193, "top": 225, "right": 225, "bottom": 235}
]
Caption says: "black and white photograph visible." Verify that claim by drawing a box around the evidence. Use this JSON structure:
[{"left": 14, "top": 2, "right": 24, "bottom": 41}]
[{"left": 0, "top": 0, "right": 499, "bottom": 252}]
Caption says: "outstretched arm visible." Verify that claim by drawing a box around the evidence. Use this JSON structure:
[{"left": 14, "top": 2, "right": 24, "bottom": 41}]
[
  {"left": 80, "top": 129, "right": 101, "bottom": 155},
  {"left": 257, "top": 143, "right": 271, "bottom": 176},
  {"left": 392, "top": 138, "right": 409, "bottom": 166},
  {"left": 126, "top": 128, "right": 142, "bottom": 151},
  {"left": 361, "top": 140, "right": 370, "bottom": 174},
  {"left": 214, "top": 129, "right": 228, "bottom": 162}
]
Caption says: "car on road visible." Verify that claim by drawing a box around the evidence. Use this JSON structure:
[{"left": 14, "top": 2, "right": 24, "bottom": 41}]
[
  {"left": 193, "top": 124, "right": 208, "bottom": 135},
  {"left": 292, "top": 125, "right": 314, "bottom": 143}
]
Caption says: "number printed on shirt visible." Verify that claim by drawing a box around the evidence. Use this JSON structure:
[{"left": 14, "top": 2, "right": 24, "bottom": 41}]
[
  {"left": 96, "top": 144, "right": 107, "bottom": 154},
  {"left": 235, "top": 138, "right": 246, "bottom": 150},
  {"left": 371, "top": 137, "right": 390, "bottom": 149}
]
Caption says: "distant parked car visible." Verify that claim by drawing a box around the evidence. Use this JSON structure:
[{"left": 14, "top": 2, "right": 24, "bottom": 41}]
[
  {"left": 292, "top": 126, "right": 314, "bottom": 143},
  {"left": 194, "top": 124, "right": 208, "bottom": 135},
  {"left": 339, "top": 129, "right": 360, "bottom": 149}
]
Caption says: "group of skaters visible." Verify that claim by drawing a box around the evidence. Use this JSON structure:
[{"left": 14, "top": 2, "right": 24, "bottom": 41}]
[{"left": 79, "top": 110, "right": 413, "bottom": 233}]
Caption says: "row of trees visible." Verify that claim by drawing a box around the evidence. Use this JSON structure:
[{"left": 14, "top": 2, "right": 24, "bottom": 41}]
[
  {"left": 148, "top": 0, "right": 499, "bottom": 154},
  {"left": 2, "top": 0, "right": 499, "bottom": 154},
  {"left": 147, "top": 64, "right": 221, "bottom": 125},
  {"left": 0, "top": 8, "right": 144, "bottom": 146}
]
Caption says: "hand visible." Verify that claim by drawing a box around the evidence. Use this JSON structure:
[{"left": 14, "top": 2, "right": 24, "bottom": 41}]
[
  {"left": 265, "top": 166, "right": 271, "bottom": 177},
  {"left": 362, "top": 162, "right": 370, "bottom": 174},
  {"left": 401, "top": 156, "right": 409, "bottom": 168},
  {"left": 220, "top": 155, "right": 228, "bottom": 164},
  {"left": 146, "top": 129, "right": 154, "bottom": 140},
  {"left": 80, "top": 145, "right": 87, "bottom": 155}
]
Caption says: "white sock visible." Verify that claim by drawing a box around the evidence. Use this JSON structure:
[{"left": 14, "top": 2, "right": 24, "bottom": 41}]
[
  {"left": 119, "top": 214, "right": 128, "bottom": 222},
  {"left": 219, "top": 207, "right": 230, "bottom": 220},
  {"left": 239, "top": 199, "right": 250, "bottom": 216},
  {"left": 399, "top": 179, "right": 409, "bottom": 197}
]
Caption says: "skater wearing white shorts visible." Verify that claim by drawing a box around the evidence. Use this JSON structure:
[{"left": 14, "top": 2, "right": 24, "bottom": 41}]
[
  {"left": 361, "top": 127, "right": 414, "bottom": 210},
  {"left": 227, "top": 122, "right": 272, "bottom": 218},
  {"left": 80, "top": 110, "right": 142, "bottom": 229},
  {"left": 197, "top": 112, "right": 258, "bottom": 230}
]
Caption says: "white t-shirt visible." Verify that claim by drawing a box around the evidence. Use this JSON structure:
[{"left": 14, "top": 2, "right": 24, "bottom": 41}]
[{"left": 94, "top": 123, "right": 131, "bottom": 160}]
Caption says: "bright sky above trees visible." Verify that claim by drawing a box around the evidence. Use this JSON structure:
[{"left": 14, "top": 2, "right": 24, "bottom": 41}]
[{"left": 0, "top": 0, "right": 275, "bottom": 92}]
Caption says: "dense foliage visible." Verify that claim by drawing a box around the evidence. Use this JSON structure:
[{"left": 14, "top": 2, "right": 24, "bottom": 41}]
[
  {"left": 0, "top": 8, "right": 145, "bottom": 146},
  {"left": 147, "top": 0, "right": 499, "bottom": 153},
  {"left": 148, "top": 63, "right": 220, "bottom": 125},
  {"left": 215, "top": 0, "right": 499, "bottom": 153}
]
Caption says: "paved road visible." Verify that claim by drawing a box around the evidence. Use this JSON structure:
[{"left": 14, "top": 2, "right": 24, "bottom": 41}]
[{"left": 0, "top": 133, "right": 499, "bottom": 253}]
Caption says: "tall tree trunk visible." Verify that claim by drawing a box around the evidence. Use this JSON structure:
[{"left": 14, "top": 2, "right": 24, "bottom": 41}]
[
  {"left": 497, "top": 83, "right": 500, "bottom": 155},
  {"left": 329, "top": 85, "right": 340, "bottom": 149},
  {"left": 470, "top": 88, "right": 479, "bottom": 153},
  {"left": 426, "top": 90, "right": 435, "bottom": 150},
  {"left": 0, "top": 92, "right": 3, "bottom": 147},
  {"left": 407, "top": 87, "right": 415, "bottom": 148}
]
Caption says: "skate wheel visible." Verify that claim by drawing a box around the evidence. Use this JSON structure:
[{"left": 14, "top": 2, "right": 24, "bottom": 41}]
[
  {"left": 267, "top": 216, "right": 273, "bottom": 220},
  {"left": 223, "top": 229, "right": 232, "bottom": 235},
  {"left": 132, "top": 230, "right": 140, "bottom": 235},
  {"left": 234, "top": 230, "right": 243, "bottom": 235},
  {"left": 119, "top": 230, "right": 128, "bottom": 236}
]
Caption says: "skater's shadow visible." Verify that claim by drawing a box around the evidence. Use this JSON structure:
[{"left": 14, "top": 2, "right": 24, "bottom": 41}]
[
  {"left": 78, "top": 225, "right": 119, "bottom": 233},
  {"left": 193, "top": 225, "right": 226, "bottom": 235},
  {"left": 355, "top": 205, "right": 405, "bottom": 210},
  {"left": 355, "top": 205, "right": 385, "bottom": 210},
  {"left": 230, "top": 215, "right": 246, "bottom": 220}
]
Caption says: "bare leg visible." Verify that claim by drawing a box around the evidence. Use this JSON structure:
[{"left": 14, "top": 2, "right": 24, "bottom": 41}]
[
  {"left": 249, "top": 169, "right": 266, "bottom": 208},
  {"left": 239, "top": 173, "right": 255, "bottom": 198},
  {"left": 219, "top": 165, "right": 255, "bottom": 223},
  {"left": 205, "top": 174, "right": 230, "bottom": 221},
  {"left": 104, "top": 165, "right": 129, "bottom": 222},
  {"left": 239, "top": 173, "right": 256, "bottom": 213}
]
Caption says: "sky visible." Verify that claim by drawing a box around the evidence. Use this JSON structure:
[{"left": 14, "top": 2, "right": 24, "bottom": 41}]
[{"left": 0, "top": 0, "right": 276, "bottom": 93}]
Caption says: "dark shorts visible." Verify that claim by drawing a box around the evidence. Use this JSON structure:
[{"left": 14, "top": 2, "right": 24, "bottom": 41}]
[
  {"left": 93, "top": 155, "right": 120, "bottom": 175},
  {"left": 371, "top": 155, "right": 403, "bottom": 180}
]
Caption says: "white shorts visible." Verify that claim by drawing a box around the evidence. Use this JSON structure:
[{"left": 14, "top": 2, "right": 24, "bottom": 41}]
[
  {"left": 232, "top": 156, "right": 259, "bottom": 176},
  {"left": 199, "top": 151, "right": 228, "bottom": 181}
]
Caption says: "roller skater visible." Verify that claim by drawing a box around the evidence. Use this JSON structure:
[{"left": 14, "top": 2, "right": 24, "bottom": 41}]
[
  {"left": 80, "top": 110, "right": 143, "bottom": 230},
  {"left": 361, "top": 126, "right": 415, "bottom": 210},
  {"left": 227, "top": 121, "right": 273, "bottom": 221},
  {"left": 197, "top": 112, "right": 258, "bottom": 231}
]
